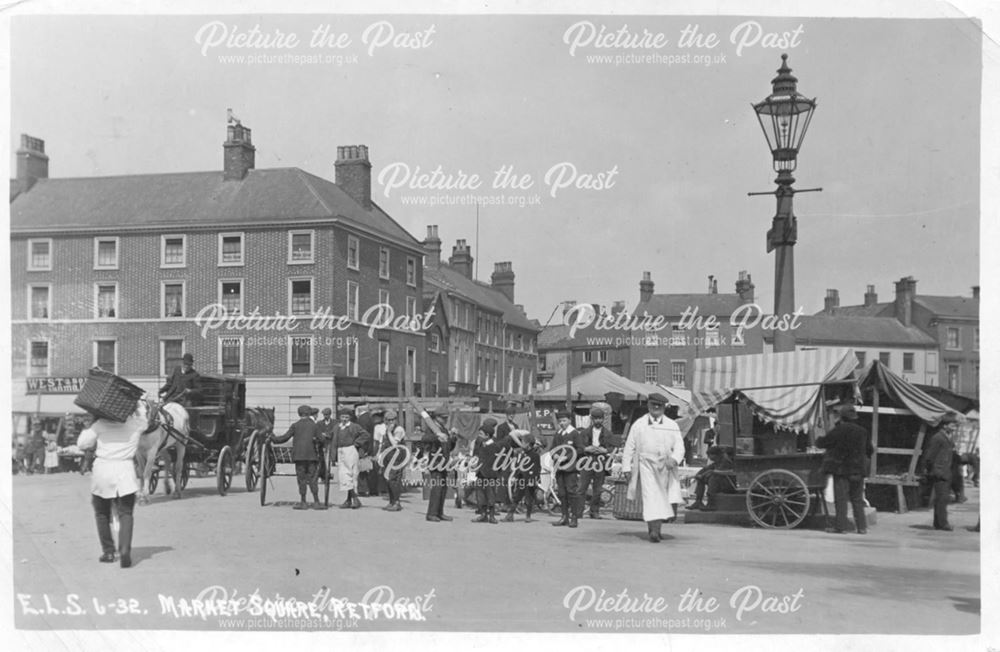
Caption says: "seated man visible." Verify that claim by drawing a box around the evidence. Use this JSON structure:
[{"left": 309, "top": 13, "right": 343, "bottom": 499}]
[
  {"left": 686, "top": 446, "right": 736, "bottom": 511},
  {"left": 159, "top": 353, "right": 201, "bottom": 406}
]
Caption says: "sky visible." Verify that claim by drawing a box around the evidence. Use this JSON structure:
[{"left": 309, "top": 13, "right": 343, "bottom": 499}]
[{"left": 8, "top": 11, "right": 983, "bottom": 326}]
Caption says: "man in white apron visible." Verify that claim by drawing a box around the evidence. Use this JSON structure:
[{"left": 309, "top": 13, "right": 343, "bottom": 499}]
[
  {"left": 332, "top": 407, "right": 370, "bottom": 509},
  {"left": 621, "top": 393, "right": 685, "bottom": 542}
]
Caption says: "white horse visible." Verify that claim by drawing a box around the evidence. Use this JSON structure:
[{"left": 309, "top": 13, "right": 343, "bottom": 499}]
[{"left": 134, "top": 400, "right": 190, "bottom": 504}]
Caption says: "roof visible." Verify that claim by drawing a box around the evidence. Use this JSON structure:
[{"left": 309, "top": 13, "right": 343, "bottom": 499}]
[
  {"left": 537, "top": 316, "right": 624, "bottom": 350},
  {"left": 789, "top": 315, "right": 937, "bottom": 347},
  {"left": 914, "top": 296, "right": 979, "bottom": 319},
  {"left": 637, "top": 293, "right": 746, "bottom": 317},
  {"left": 424, "top": 263, "right": 539, "bottom": 332},
  {"left": 816, "top": 302, "right": 891, "bottom": 317},
  {"left": 9, "top": 168, "right": 422, "bottom": 250},
  {"left": 538, "top": 324, "right": 572, "bottom": 349}
]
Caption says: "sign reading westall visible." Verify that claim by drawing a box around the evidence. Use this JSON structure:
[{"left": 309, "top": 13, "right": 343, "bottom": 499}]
[{"left": 26, "top": 377, "right": 86, "bottom": 394}]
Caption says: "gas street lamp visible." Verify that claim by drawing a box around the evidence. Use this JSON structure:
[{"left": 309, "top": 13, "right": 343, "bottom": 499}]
[{"left": 749, "top": 54, "right": 821, "bottom": 353}]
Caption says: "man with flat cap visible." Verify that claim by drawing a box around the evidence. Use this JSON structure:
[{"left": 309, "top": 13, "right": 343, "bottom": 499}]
[
  {"left": 420, "top": 410, "right": 460, "bottom": 522},
  {"left": 816, "top": 402, "right": 874, "bottom": 534},
  {"left": 270, "top": 405, "right": 326, "bottom": 510},
  {"left": 578, "top": 406, "right": 614, "bottom": 519},
  {"left": 378, "top": 410, "right": 407, "bottom": 512},
  {"left": 549, "top": 410, "right": 587, "bottom": 528},
  {"left": 621, "top": 393, "right": 685, "bottom": 542},
  {"left": 331, "top": 407, "right": 370, "bottom": 509},
  {"left": 159, "top": 352, "right": 200, "bottom": 406}
]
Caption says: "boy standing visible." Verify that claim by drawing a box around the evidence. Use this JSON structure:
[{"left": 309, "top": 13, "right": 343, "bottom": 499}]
[{"left": 271, "top": 405, "right": 326, "bottom": 510}]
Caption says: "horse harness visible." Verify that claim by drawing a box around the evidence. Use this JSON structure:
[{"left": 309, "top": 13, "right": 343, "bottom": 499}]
[{"left": 143, "top": 400, "right": 201, "bottom": 455}]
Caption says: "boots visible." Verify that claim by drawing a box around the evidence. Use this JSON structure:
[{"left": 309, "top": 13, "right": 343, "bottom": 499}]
[
  {"left": 552, "top": 504, "right": 569, "bottom": 526},
  {"left": 503, "top": 507, "right": 516, "bottom": 522},
  {"left": 340, "top": 490, "right": 356, "bottom": 509},
  {"left": 525, "top": 504, "right": 534, "bottom": 523},
  {"left": 488, "top": 506, "right": 498, "bottom": 524},
  {"left": 568, "top": 503, "right": 579, "bottom": 528},
  {"left": 647, "top": 519, "right": 662, "bottom": 543}
]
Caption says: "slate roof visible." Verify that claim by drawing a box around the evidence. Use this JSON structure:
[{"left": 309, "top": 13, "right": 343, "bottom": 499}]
[
  {"left": 636, "top": 293, "right": 746, "bottom": 317},
  {"left": 914, "top": 296, "right": 979, "bottom": 319},
  {"left": 424, "top": 263, "right": 539, "bottom": 332},
  {"left": 9, "top": 168, "right": 421, "bottom": 250},
  {"left": 785, "top": 315, "right": 938, "bottom": 347},
  {"left": 815, "top": 303, "right": 891, "bottom": 317}
]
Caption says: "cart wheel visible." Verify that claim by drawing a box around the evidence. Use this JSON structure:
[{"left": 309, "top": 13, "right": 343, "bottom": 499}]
[
  {"left": 260, "top": 439, "right": 272, "bottom": 507},
  {"left": 216, "top": 446, "right": 234, "bottom": 496},
  {"left": 323, "top": 443, "right": 333, "bottom": 507},
  {"left": 148, "top": 470, "right": 159, "bottom": 495},
  {"left": 746, "top": 469, "right": 811, "bottom": 529},
  {"left": 245, "top": 432, "right": 260, "bottom": 491}
]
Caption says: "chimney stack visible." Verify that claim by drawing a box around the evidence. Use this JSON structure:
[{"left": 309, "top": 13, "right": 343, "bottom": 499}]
[
  {"left": 972, "top": 286, "right": 980, "bottom": 300},
  {"left": 562, "top": 300, "right": 577, "bottom": 318},
  {"left": 16, "top": 134, "right": 49, "bottom": 191},
  {"left": 335, "top": 145, "right": 372, "bottom": 210},
  {"left": 611, "top": 300, "right": 626, "bottom": 314},
  {"left": 491, "top": 261, "right": 515, "bottom": 303},
  {"left": 824, "top": 289, "right": 840, "bottom": 314},
  {"left": 894, "top": 276, "right": 917, "bottom": 327},
  {"left": 735, "top": 270, "right": 755, "bottom": 304},
  {"left": 449, "top": 239, "right": 474, "bottom": 279},
  {"left": 223, "top": 115, "right": 255, "bottom": 181},
  {"left": 639, "top": 271, "right": 654, "bottom": 303},
  {"left": 708, "top": 275, "right": 718, "bottom": 294},
  {"left": 424, "top": 225, "right": 442, "bottom": 269},
  {"left": 864, "top": 284, "right": 878, "bottom": 307}
]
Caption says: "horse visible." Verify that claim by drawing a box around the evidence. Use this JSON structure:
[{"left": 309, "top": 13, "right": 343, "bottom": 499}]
[{"left": 134, "top": 399, "right": 190, "bottom": 504}]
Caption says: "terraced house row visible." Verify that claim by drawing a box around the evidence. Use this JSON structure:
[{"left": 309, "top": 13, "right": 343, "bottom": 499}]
[{"left": 10, "top": 122, "right": 539, "bottom": 425}]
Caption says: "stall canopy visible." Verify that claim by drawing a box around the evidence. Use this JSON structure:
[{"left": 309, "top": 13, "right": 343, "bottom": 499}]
[
  {"left": 858, "top": 360, "right": 960, "bottom": 427},
  {"left": 535, "top": 366, "right": 676, "bottom": 405},
  {"left": 681, "top": 348, "right": 860, "bottom": 433}
]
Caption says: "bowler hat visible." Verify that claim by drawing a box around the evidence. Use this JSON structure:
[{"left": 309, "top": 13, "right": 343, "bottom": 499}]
[{"left": 182, "top": 353, "right": 194, "bottom": 363}]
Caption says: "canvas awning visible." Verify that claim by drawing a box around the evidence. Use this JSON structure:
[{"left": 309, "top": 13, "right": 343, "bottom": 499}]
[
  {"left": 535, "top": 366, "right": 678, "bottom": 405},
  {"left": 858, "top": 360, "right": 961, "bottom": 427},
  {"left": 680, "top": 348, "right": 860, "bottom": 433},
  {"left": 11, "top": 393, "right": 87, "bottom": 415}
]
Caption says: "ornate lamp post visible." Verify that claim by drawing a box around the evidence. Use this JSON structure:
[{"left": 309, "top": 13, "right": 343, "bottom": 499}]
[{"left": 750, "top": 54, "right": 820, "bottom": 353}]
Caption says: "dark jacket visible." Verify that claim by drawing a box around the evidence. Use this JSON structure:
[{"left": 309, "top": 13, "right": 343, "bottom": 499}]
[
  {"left": 578, "top": 424, "right": 614, "bottom": 472},
  {"left": 514, "top": 446, "right": 542, "bottom": 480},
  {"left": 318, "top": 418, "right": 337, "bottom": 442},
  {"left": 160, "top": 366, "right": 200, "bottom": 402},
  {"left": 356, "top": 411, "right": 376, "bottom": 455},
  {"left": 549, "top": 428, "right": 588, "bottom": 474},
  {"left": 332, "top": 422, "right": 370, "bottom": 450},
  {"left": 473, "top": 434, "right": 514, "bottom": 479},
  {"left": 922, "top": 430, "right": 954, "bottom": 480},
  {"left": 816, "top": 420, "right": 873, "bottom": 477},
  {"left": 271, "top": 417, "right": 323, "bottom": 462},
  {"left": 421, "top": 428, "right": 458, "bottom": 474}
]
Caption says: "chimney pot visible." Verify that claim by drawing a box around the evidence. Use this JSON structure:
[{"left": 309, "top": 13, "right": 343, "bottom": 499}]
[
  {"left": 16, "top": 133, "right": 49, "bottom": 191},
  {"left": 640, "top": 271, "right": 655, "bottom": 303},
  {"left": 448, "top": 239, "right": 474, "bottom": 279},
  {"left": 335, "top": 144, "right": 373, "bottom": 210},
  {"left": 491, "top": 260, "right": 516, "bottom": 302},
  {"left": 894, "top": 276, "right": 916, "bottom": 327},
  {"left": 223, "top": 117, "right": 255, "bottom": 181},
  {"left": 864, "top": 284, "right": 878, "bottom": 307},
  {"left": 735, "top": 270, "right": 755, "bottom": 304},
  {"left": 423, "top": 224, "right": 442, "bottom": 269},
  {"left": 824, "top": 289, "right": 840, "bottom": 314}
]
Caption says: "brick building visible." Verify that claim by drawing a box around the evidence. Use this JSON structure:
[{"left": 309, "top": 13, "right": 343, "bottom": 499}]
[
  {"left": 11, "top": 124, "right": 428, "bottom": 424},
  {"left": 627, "top": 271, "right": 765, "bottom": 388},
  {"left": 421, "top": 226, "right": 540, "bottom": 407},
  {"left": 536, "top": 301, "right": 631, "bottom": 392},
  {"left": 817, "top": 278, "right": 980, "bottom": 397}
]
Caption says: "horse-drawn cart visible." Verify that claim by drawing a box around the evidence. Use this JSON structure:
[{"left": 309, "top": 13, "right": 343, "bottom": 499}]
[
  {"left": 681, "top": 348, "right": 861, "bottom": 529},
  {"left": 146, "top": 374, "right": 270, "bottom": 497}
]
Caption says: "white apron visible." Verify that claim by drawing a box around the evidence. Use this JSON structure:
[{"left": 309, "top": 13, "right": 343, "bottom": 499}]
[
  {"left": 622, "top": 416, "right": 685, "bottom": 522},
  {"left": 338, "top": 445, "right": 360, "bottom": 491}
]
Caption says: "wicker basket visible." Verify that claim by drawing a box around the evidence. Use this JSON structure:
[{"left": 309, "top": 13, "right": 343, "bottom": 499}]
[
  {"left": 74, "top": 368, "right": 144, "bottom": 422},
  {"left": 611, "top": 478, "right": 644, "bottom": 521}
]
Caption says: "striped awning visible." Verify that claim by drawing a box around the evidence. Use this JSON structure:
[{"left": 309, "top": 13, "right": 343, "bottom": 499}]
[{"left": 680, "top": 348, "right": 859, "bottom": 433}]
